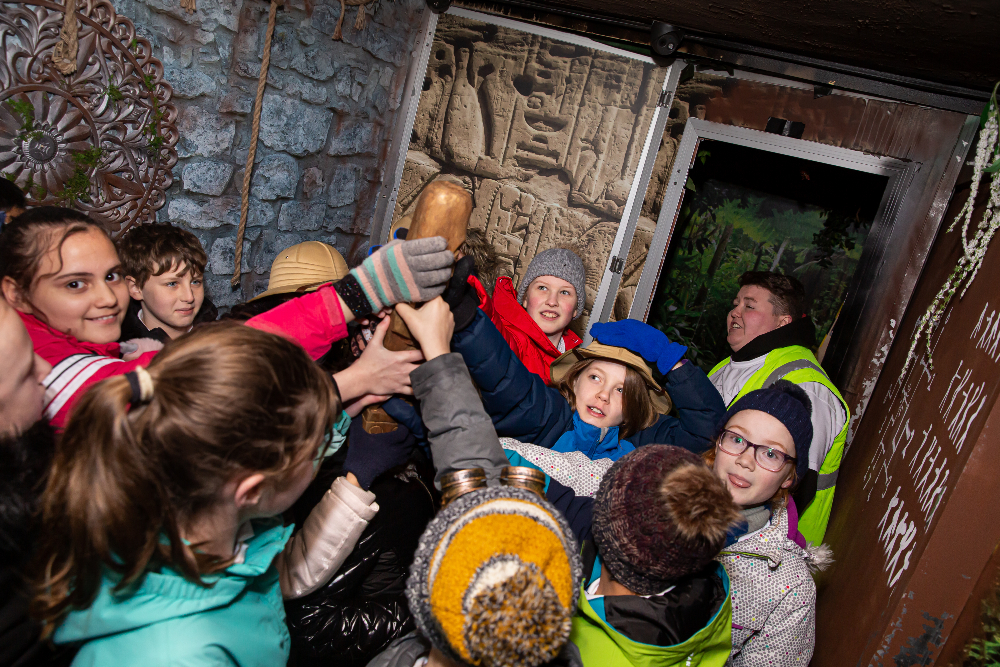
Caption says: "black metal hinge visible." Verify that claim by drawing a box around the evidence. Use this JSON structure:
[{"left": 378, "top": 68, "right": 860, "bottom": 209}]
[
  {"left": 657, "top": 89, "right": 673, "bottom": 108},
  {"left": 609, "top": 256, "right": 625, "bottom": 274}
]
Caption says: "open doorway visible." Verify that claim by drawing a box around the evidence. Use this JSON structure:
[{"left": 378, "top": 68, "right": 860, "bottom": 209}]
[
  {"left": 626, "top": 118, "right": 917, "bottom": 387},
  {"left": 646, "top": 140, "right": 889, "bottom": 372}
]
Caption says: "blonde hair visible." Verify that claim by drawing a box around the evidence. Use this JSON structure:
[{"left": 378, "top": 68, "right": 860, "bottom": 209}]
[{"left": 32, "top": 323, "right": 339, "bottom": 633}]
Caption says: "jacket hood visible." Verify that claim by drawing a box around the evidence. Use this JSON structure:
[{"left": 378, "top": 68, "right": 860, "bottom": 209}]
[
  {"left": 552, "top": 412, "right": 632, "bottom": 461},
  {"left": 730, "top": 316, "right": 817, "bottom": 363},
  {"left": 493, "top": 276, "right": 582, "bottom": 353},
  {"left": 54, "top": 520, "right": 291, "bottom": 644},
  {"left": 720, "top": 499, "right": 832, "bottom": 573},
  {"left": 572, "top": 544, "right": 732, "bottom": 664}
]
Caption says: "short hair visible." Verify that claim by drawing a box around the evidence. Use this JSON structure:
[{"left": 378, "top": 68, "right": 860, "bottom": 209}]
[
  {"left": 557, "top": 358, "right": 658, "bottom": 439},
  {"left": 0, "top": 179, "right": 26, "bottom": 213},
  {"left": 117, "top": 223, "right": 208, "bottom": 287},
  {"left": 738, "top": 271, "right": 806, "bottom": 319}
]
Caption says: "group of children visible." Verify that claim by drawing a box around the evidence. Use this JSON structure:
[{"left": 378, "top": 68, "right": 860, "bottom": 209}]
[{"left": 0, "top": 203, "right": 832, "bottom": 667}]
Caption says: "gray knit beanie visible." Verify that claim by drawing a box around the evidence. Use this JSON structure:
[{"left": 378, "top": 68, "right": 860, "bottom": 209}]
[{"left": 517, "top": 248, "right": 586, "bottom": 316}]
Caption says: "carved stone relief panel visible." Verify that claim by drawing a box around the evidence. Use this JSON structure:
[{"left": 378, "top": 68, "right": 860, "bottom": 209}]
[{"left": 396, "top": 12, "right": 665, "bottom": 328}]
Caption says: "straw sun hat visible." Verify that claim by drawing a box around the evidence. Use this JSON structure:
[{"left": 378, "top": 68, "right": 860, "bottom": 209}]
[
  {"left": 251, "top": 241, "right": 348, "bottom": 301},
  {"left": 550, "top": 340, "right": 673, "bottom": 415}
]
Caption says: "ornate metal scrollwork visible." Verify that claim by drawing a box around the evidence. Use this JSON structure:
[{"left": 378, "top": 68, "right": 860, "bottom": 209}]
[{"left": 0, "top": 0, "right": 178, "bottom": 235}]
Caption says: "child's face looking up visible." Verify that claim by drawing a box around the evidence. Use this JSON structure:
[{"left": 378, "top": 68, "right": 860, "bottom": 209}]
[
  {"left": 712, "top": 409, "right": 796, "bottom": 507},
  {"left": 17, "top": 227, "right": 128, "bottom": 344},
  {"left": 128, "top": 261, "right": 205, "bottom": 339},
  {"left": 522, "top": 276, "right": 578, "bottom": 340},
  {"left": 573, "top": 359, "right": 626, "bottom": 429}
]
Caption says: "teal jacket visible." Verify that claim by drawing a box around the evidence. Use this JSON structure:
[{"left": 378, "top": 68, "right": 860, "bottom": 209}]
[{"left": 54, "top": 519, "right": 293, "bottom": 667}]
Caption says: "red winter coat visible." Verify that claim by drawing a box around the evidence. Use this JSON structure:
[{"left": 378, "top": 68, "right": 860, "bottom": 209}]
[
  {"left": 27, "top": 284, "right": 350, "bottom": 429},
  {"left": 471, "top": 275, "right": 582, "bottom": 385}
]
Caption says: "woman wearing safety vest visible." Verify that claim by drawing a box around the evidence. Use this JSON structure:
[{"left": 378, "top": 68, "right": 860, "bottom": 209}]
[{"left": 709, "top": 271, "right": 850, "bottom": 545}]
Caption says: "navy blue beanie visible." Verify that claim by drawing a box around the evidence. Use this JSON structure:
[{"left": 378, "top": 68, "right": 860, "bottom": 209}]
[{"left": 722, "top": 380, "right": 812, "bottom": 485}]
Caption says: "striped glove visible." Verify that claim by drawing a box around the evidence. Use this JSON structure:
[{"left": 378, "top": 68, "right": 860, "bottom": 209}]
[{"left": 345, "top": 237, "right": 454, "bottom": 315}]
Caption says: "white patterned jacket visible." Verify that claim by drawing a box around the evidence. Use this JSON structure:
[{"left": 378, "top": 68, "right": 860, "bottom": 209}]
[{"left": 717, "top": 499, "right": 833, "bottom": 667}]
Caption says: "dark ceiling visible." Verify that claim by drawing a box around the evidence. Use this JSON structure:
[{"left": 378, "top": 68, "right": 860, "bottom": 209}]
[{"left": 511, "top": 0, "right": 998, "bottom": 94}]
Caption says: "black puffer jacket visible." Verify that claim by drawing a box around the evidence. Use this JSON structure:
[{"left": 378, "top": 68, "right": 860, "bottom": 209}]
[{"left": 285, "top": 457, "right": 437, "bottom": 667}]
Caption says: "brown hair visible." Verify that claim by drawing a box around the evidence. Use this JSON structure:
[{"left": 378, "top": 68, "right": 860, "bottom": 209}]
[
  {"left": 117, "top": 223, "right": 208, "bottom": 287},
  {"left": 738, "top": 271, "right": 806, "bottom": 319},
  {"left": 702, "top": 438, "right": 796, "bottom": 507},
  {"left": 0, "top": 206, "right": 109, "bottom": 298},
  {"left": 558, "top": 358, "right": 658, "bottom": 439},
  {"left": 31, "top": 323, "right": 339, "bottom": 633}
]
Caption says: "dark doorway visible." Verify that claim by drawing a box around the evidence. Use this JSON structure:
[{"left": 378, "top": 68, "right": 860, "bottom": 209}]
[{"left": 646, "top": 140, "right": 889, "bottom": 372}]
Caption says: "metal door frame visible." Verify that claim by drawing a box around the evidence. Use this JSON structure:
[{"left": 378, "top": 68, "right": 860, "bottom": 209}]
[{"left": 625, "top": 118, "right": 917, "bottom": 341}]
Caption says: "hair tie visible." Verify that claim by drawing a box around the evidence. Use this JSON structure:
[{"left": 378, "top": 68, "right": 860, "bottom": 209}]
[{"left": 125, "top": 367, "right": 154, "bottom": 405}]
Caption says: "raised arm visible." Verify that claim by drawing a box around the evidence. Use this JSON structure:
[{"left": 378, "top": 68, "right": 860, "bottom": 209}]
[
  {"left": 396, "top": 299, "right": 508, "bottom": 487},
  {"left": 450, "top": 309, "right": 574, "bottom": 448},
  {"left": 398, "top": 299, "right": 595, "bottom": 544},
  {"left": 625, "top": 362, "right": 727, "bottom": 453}
]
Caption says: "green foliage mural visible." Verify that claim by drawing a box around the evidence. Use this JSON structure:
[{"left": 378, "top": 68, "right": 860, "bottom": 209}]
[{"left": 648, "top": 141, "right": 887, "bottom": 372}]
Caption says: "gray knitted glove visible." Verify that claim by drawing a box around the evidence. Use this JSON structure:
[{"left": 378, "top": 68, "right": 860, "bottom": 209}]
[{"left": 348, "top": 237, "right": 454, "bottom": 312}]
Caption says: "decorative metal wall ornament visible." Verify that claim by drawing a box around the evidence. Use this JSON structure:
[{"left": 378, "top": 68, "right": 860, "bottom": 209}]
[{"left": 0, "top": 0, "right": 178, "bottom": 235}]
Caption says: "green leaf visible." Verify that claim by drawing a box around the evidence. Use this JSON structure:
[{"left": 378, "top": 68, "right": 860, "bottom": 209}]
[
  {"left": 985, "top": 157, "right": 1000, "bottom": 174},
  {"left": 685, "top": 176, "right": 697, "bottom": 192}
]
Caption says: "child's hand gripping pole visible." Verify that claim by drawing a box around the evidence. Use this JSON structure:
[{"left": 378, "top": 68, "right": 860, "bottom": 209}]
[{"left": 361, "top": 181, "right": 472, "bottom": 434}]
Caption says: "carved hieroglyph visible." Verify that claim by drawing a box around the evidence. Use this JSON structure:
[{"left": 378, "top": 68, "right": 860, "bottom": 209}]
[{"left": 395, "top": 13, "right": 665, "bottom": 327}]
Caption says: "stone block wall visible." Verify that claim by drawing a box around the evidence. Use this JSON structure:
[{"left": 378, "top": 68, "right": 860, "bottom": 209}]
[{"left": 110, "top": 0, "right": 427, "bottom": 307}]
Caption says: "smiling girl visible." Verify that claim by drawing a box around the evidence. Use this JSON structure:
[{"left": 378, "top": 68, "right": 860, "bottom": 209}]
[
  {"left": 706, "top": 381, "right": 832, "bottom": 666},
  {"left": 0, "top": 208, "right": 161, "bottom": 428},
  {"left": 471, "top": 247, "right": 586, "bottom": 385}
]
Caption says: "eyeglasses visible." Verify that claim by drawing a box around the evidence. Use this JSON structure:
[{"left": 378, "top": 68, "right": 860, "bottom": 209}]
[{"left": 717, "top": 429, "right": 796, "bottom": 472}]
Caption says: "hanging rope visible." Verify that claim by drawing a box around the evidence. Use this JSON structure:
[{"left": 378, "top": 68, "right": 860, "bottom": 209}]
[
  {"left": 52, "top": 0, "right": 79, "bottom": 75},
  {"left": 232, "top": 0, "right": 281, "bottom": 288}
]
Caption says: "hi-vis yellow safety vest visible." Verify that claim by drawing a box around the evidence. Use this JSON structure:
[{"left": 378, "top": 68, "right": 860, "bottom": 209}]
[{"left": 709, "top": 346, "right": 849, "bottom": 544}]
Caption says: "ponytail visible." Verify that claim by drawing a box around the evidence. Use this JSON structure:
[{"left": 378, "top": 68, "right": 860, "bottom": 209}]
[{"left": 32, "top": 323, "right": 338, "bottom": 632}]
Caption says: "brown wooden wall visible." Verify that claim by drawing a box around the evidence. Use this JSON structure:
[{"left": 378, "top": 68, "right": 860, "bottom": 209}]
[{"left": 814, "top": 153, "right": 1000, "bottom": 665}]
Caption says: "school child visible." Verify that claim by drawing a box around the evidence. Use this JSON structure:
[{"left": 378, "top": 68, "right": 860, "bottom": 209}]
[
  {"left": 370, "top": 298, "right": 741, "bottom": 667},
  {"left": 0, "top": 178, "right": 26, "bottom": 228},
  {"left": 470, "top": 247, "right": 586, "bottom": 384},
  {"left": 116, "top": 223, "right": 217, "bottom": 342},
  {"left": 706, "top": 381, "right": 833, "bottom": 666},
  {"left": 449, "top": 302, "right": 726, "bottom": 460},
  {"left": 32, "top": 323, "right": 422, "bottom": 666},
  {"left": 0, "top": 206, "right": 454, "bottom": 428},
  {"left": 0, "top": 207, "right": 162, "bottom": 428}
]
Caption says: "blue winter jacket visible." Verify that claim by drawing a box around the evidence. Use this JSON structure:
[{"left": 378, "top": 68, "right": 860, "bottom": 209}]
[
  {"left": 54, "top": 519, "right": 292, "bottom": 667},
  {"left": 452, "top": 311, "right": 727, "bottom": 459}
]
